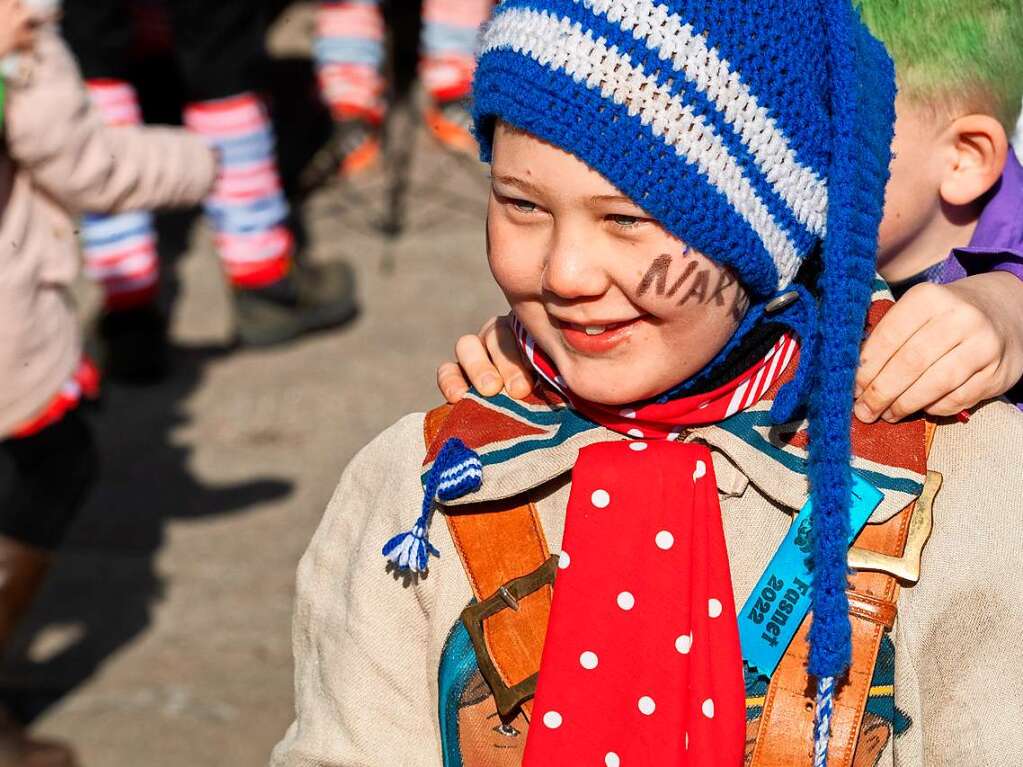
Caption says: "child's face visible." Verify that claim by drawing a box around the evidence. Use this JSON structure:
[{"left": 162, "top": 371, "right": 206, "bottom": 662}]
[{"left": 487, "top": 124, "right": 749, "bottom": 406}]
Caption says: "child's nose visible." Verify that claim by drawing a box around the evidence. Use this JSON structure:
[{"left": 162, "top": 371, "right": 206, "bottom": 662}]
[{"left": 542, "top": 227, "right": 612, "bottom": 299}]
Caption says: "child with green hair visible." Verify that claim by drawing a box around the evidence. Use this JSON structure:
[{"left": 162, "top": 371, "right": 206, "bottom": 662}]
[{"left": 438, "top": 0, "right": 1023, "bottom": 428}]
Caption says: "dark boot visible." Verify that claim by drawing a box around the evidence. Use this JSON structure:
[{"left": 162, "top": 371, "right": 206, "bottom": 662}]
[
  {"left": 0, "top": 539, "right": 77, "bottom": 767},
  {"left": 232, "top": 260, "right": 358, "bottom": 347},
  {"left": 96, "top": 305, "right": 168, "bottom": 385}
]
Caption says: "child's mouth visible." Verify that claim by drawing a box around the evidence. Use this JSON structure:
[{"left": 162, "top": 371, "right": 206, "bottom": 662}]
[{"left": 556, "top": 318, "right": 641, "bottom": 353}]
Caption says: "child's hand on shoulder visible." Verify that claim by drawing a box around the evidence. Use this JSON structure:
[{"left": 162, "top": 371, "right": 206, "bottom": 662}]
[
  {"left": 0, "top": 0, "right": 36, "bottom": 59},
  {"left": 437, "top": 315, "right": 535, "bottom": 403},
  {"left": 854, "top": 271, "right": 1023, "bottom": 422}
]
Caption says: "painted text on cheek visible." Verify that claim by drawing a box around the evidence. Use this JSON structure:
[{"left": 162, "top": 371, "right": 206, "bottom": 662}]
[{"left": 636, "top": 252, "right": 748, "bottom": 320}]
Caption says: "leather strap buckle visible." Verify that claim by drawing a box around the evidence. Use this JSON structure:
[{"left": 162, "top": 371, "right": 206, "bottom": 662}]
[
  {"left": 847, "top": 470, "right": 942, "bottom": 584},
  {"left": 460, "top": 555, "right": 558, "bottom": 719}
]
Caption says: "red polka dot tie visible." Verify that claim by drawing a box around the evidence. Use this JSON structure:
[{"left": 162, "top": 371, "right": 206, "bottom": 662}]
[{"left": 523, "top": 441, "right": 746, "bottom": 766}]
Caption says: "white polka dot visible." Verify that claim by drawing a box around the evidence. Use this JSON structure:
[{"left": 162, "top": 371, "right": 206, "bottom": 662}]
[
  {"left": 543, "top": 710, "right": 563, "bottom": 729},
  {"left": 629, "top": 441, "right": 648, "bottom": 452},
  {"left": 685, "top": 731, "right": 689, "bottom": 750},
  {"left": 591, "top": 489, "right": 611, "bottom": 508},
  {"left": 619, "top": 408, "right": 636, "bottom": 419},
  {"left": 616, "top": 591, "right": 635, "bottom": 610},
  {"left": 667, "top": 427, "right": 684, "bottom": 441},
  {"left": 702, "top": 698, "right": 715, "bottom": 718},
  {"left": 558, "top": 551, "right": 571, "bottom": 570},
  {"left": 675, "top": 633, "right": 693, "bottom": 654},
  {"left": 627, "top": 428, "right": 644, "bottom": 439},
  {"left": 638, "top": 696, "right": 656, "bottom": 715},
  {"left": 693, "top": 460, "right": 707, "bottom": 480},
  {"left": 708, "top": 598, "right": 723, "bottom": 618},
  {"left": 605, "top": 754, "right": 621, "bottom": 767},
  {"left": 655, "top": 530, "right": 674, "bottom": 550},
  {"left": 580, "top": 651, "right": 599, "bottom": 670}
]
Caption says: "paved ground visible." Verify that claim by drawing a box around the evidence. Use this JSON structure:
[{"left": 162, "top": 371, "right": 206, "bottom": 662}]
[{"left": 5, "top": 6, "right": 502, "bottom": 765}]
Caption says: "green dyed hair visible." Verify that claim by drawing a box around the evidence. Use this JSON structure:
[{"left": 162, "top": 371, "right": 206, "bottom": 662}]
[{"left": 856, "top": 0, "right": 1023, "bottom": 130}]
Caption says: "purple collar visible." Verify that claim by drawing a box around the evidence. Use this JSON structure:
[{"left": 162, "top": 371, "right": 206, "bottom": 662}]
[
  {"left": 959, "top": 146, "right": 1023, "bottom": 258},
  {"left": 928, "top": 147, "right": 1023, "bottom": 283}
]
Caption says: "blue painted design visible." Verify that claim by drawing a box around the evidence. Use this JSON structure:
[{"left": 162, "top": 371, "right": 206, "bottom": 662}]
[{"left": 438, "top": 619, "right": 478, "bottom": 767}]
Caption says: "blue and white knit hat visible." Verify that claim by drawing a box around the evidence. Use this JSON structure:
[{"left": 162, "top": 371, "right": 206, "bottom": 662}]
[{"left": 471, "top": 0, "right": 896, "bottom": 760}]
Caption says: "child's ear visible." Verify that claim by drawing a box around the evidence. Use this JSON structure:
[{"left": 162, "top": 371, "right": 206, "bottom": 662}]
[{"left": 939, "top": 114, "right": 1009, "bottom": 207}]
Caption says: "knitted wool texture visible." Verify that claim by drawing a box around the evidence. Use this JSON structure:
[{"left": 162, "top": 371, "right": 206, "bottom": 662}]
[{"left": 472, "top": 0, "right": 897, "bottom": 681}]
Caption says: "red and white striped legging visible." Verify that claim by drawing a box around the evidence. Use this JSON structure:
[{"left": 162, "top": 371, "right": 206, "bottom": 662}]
[{"left": 314, "top": 0, "right": 494, "bottom": 123}]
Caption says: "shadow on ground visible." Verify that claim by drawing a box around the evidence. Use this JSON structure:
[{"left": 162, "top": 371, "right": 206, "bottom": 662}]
[{"left": 1, "top": 211, "right": 294, "bottom": 722}]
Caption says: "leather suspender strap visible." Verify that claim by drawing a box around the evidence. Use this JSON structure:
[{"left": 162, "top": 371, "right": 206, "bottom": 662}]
[
  {"left": 424, "top": 406, "right": 553, "bottom": 720},
  {"left": 750, "top": 422, "right": 940, "bottom": 767}
]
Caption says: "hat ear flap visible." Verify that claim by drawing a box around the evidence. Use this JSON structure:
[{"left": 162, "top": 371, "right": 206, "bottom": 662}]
[{"left": 806, "top": 0, "right": 897, "bottom": 683}]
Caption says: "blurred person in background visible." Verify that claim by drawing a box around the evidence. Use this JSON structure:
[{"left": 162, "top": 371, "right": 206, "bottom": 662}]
[
  {"left": 313, "top": 0, "right": 494, "bottom": 176},
  {"left": 0, "top": 0, "right": 218, "bottom": 762},
  {"left": 60, "top": 0, "right": 358, "bottom": 383}
]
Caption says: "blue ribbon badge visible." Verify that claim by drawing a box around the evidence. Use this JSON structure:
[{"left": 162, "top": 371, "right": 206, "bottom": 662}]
[{"left": 739, "top": 473, "right": 884, "bottom": 679}]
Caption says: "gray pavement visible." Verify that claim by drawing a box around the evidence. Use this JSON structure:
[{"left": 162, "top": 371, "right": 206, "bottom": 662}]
[{"left": 7, "top": 6, "right": 502, "bottom": 764}]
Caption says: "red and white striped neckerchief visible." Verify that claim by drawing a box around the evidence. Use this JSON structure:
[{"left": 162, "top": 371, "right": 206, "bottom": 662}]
[
  {"left": 512, "top": 316, "right": 797, "bottom": 437},
  {"left": 511, "top": 317, "right": 798, "bottom": 766}
]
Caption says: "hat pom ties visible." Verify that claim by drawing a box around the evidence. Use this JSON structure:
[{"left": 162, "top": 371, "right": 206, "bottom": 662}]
[{"left": 382, "top": 437, "right": 483, "bottom": 574}]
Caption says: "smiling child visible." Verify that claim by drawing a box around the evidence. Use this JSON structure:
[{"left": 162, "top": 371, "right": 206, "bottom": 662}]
[{"left": 272, "top": 1, "right": 1023, "bottom": 765}]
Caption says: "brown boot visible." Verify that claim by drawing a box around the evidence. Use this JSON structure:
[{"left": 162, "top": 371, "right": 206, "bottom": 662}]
[{"left": 0, "top": 538, "right": 77, "bottom": 767}]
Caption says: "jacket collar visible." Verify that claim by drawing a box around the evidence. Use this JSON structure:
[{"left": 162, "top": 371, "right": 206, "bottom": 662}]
[{"left": 430, "top": 390, "right": 925, "bottom": 524}]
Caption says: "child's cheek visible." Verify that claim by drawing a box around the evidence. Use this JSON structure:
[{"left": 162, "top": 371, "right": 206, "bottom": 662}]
[
  {"left": 631, "top": 249, "right": 748, "bottom": 322},
  {"left": 487, "top": 221, "right": 543, "bottom": 301}
]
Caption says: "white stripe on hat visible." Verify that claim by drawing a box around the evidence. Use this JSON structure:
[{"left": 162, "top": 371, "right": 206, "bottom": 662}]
[
  {"left": 483, "top": 9, "right": 802, "bottom": 288},
  {"left": 581, "top": 0, "right": 828, "bottom": 238}
]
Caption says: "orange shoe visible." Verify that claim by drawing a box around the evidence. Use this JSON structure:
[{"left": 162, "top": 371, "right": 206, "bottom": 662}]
[
  {"left": 299, "top": 119, "right": 382, "bottom": 191},
  {"left": 425, "top": 98, "right": 478, "bottom": 156},
  {"left": 339, "top": 132, "right": 382, "bottom": 178}
]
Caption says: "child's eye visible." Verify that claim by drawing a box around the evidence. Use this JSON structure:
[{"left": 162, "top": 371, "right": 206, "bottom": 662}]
[
  {"left": 492, "top": 723, "right": 521, "bottom": 737},
  {"left": 510, "top": 199, "right": 537, "bottom": 214},
  {"left": 607, "top": 214, "right": 644, "bottom": 228}
]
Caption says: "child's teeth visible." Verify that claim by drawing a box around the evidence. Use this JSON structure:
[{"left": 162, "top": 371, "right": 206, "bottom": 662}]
[{"left": 584, "top": 326, "right": 607, "bottom": 336}]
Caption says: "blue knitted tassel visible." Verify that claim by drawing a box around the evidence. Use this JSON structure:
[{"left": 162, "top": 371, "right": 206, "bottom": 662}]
[
  {"left": 382, "top": 437, "right": 483, "bottom": 574},
  {"left": 812, "top": 676, "right": 836, "bottom": 766}
]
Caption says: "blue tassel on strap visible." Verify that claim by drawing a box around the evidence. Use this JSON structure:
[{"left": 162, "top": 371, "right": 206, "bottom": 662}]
[{"left": 382, "top": 437, "right": 483, "bottom": 573}]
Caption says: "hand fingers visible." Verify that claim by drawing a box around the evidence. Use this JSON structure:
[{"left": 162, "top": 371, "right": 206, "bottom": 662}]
[
  {"left": 855, "top": 286, "right": 936, "bottom": 399},
  {"left": 485, "top": 315, "right": 534, "bottom": 399},
  {"left": 878, "top": 345, "right": 975, "bottom": 422},
  {"left": 854, "top": 314, "right": 957, "bottom": 423},
  {"left": 925, "top": 368, "right": 1001, "bottom": 417},
  {"left": 437, "top": 361, "right": 470, "bottom": 404},
  {"left": 454, "top": 334, "right": 503, "bottom": 396}
]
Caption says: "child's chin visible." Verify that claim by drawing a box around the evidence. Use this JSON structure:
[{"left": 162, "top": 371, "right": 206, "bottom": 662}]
[{"left": 562, "top": 369, "right": 665, "bottom": 407}]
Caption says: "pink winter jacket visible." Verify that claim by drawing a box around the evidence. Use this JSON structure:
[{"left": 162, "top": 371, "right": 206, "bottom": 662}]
[{"left": 0, "top": 28, "right": 217, "bottom": 437}]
